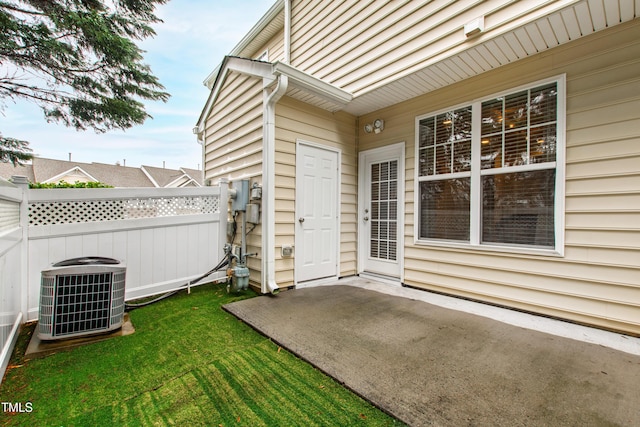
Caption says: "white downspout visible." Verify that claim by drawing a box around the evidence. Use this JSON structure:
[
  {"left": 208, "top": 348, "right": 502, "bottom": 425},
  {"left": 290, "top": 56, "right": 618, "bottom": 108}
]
[
  {"left": 284, "top": 0, "right": 291, "bottom": 64},
  {"left": 194, "top": 126, "right": 206, "bottom": 185},
  {"left": 261, "top": 0, "right": 291, "bottom": 295},
  {"left": 262, "top": 74, "right": 288, "bottom": 294}
]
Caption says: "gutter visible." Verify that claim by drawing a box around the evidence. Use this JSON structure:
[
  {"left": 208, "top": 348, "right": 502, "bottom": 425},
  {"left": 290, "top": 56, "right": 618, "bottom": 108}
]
[
  {"left": 262, "top": 73, "right": 288, "bottom": 295},
  {"left": 272, "top": 61, "right": 352, "bottom": 106}
]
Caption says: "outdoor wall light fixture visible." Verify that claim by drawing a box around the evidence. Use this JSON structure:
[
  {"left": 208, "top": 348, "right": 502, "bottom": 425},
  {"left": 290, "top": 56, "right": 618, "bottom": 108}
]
[{"left": 364, "top": 119, "right": 385, "bottom": 134}]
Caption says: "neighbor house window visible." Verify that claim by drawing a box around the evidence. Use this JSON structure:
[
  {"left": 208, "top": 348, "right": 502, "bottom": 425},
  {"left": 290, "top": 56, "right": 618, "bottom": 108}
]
[{"left": 416, "top": 77, "right": 564, "bottom": 252}]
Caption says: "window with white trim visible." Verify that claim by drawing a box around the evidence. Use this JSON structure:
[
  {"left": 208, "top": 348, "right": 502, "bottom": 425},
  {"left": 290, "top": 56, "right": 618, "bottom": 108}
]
[{"left": 416, "top": 78, "right": 563, "bottom": 252}]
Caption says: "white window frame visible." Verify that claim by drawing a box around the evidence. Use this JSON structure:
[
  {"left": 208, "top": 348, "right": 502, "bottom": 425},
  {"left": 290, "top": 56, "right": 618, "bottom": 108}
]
[{"left": 414, "top": 75, "right": 566, "bottom": 257}]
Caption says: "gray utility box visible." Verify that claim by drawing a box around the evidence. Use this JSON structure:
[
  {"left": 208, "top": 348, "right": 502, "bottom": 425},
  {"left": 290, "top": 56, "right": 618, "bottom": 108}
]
[
  {"left": 231, "top": 179, "right": 250, "bottom": 212},
  {"left": 246, "top": 203, "right": 260, "bottom": 224}
]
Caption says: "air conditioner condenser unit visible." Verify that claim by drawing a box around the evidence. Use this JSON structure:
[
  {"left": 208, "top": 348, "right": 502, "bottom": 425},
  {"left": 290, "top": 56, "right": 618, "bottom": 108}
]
[{"left": 38, "top": 257, "right": 126, "bottom": 341}]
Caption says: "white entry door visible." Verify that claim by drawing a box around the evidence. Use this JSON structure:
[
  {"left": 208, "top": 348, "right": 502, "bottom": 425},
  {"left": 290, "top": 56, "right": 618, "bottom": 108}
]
[
  {"left": 295, "top": 142, "right": 340, "bottom": 283},
  {"left": 359, "top": 143, "right": 404, "bottom": 278}
]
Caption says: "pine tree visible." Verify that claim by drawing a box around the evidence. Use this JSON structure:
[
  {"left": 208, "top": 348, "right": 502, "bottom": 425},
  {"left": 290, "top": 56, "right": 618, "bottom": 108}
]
[{"left": 0, "top": 0, "right": 170, "bottom": 164}]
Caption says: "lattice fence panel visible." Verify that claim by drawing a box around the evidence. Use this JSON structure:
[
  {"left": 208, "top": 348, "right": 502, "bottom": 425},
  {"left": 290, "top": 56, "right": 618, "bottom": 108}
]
[{"left": 29, "top": 195, "right": 220, "bottom": 226}]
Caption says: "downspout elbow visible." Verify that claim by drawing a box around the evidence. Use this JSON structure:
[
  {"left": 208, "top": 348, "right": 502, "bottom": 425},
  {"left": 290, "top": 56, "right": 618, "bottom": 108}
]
[
  {"left": 266, "top": 74, "right": 288, "bottom": 105},
  {"left": 266, "top": 280, "right": 280, "bottom": 295}
]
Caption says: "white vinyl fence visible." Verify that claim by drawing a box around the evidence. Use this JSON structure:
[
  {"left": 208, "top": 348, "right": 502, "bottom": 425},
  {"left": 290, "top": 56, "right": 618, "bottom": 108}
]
[
  {"left": 0, "top": 180, "right": 25, "bottom": 382},
  {"left": 0, "top": 178, "right": 228, "bottom": 382}
]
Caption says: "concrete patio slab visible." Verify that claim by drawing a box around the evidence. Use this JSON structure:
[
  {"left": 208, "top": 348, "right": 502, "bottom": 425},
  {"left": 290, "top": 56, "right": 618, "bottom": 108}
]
[{"left": 224, "top": 279, "right": 640, "bottom": 426}]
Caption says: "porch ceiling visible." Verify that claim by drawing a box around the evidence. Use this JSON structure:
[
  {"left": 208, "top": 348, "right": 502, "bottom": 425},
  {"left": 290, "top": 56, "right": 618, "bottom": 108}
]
[
  {"left": 284, "top": 0, "right": 639, "bottom": 117},
  {"left": 274, "top": 62, "right": 353, "bottom": 112}
]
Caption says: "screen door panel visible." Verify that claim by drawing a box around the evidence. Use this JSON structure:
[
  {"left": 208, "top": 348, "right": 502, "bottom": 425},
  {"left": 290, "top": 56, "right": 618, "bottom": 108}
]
[{"left": 370, "top": 160, "right": 398, "bottom": 261}]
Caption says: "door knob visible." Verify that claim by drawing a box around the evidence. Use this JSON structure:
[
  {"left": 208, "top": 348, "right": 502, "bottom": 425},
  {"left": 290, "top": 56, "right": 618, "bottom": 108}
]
[
  {"left": 364, "top": 216, "right": 369, "bottom": 221},
  {"left": 298, "top": 217, "right": 305, "bottom": 223}
]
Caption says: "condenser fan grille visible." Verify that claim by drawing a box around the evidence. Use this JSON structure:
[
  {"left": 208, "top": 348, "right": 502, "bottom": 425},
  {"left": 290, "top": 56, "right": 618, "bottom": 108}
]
[
  {"left": 53, "top": 273, "right": 112, "bottom": 336},
  {"left": 38, "top": 260, "right": 126, "bottom": 340}
]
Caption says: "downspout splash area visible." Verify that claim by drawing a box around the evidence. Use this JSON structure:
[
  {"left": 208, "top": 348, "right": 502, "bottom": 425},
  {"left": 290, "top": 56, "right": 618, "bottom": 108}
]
[{"left": 262, "top": 74, "right": 288, "bottom": 295}]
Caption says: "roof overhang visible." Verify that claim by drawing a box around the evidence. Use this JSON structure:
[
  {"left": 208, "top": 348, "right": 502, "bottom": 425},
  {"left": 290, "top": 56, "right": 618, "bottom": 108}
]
[
  {"left": 196, "top": 57, "right": 275, "bottom": 132},
  {"left": 342, "top": 0, "right": 639, "bottom": 116},
  {"left": 196, "top": 57, "right": 353, "bottom": 131},
  {"left": 203, "top": 0, "right": 285, "bottom": 89},
  {"left": 198, "top": 0, "right": 637, "bottom": 122},
  {"left": 273, "top": 62, "right": 353, "bottom": 112}
]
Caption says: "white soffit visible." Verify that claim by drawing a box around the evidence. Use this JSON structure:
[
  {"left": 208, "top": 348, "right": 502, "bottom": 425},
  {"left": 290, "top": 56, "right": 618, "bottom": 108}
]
[
  {"left": 203, "top": 3, "right": 284, "bottom": 88},
  {"left": 233, "top": 2, "right": 285, "bottom": 59},
  {"left": 343, "top": 0, "right": 639, "bottom": 116},
  {"left": 273, "top": 62, "right": 353, "bottom": 112}
]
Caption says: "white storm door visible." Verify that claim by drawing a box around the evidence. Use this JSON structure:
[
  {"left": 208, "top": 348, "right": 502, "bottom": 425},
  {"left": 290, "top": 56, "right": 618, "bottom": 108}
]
[
  {"left": 295, "top": 142, "right": 339, "bottom": 283},
  {"left": 359, "top": 144, "right": 404, "bottom": 278}
]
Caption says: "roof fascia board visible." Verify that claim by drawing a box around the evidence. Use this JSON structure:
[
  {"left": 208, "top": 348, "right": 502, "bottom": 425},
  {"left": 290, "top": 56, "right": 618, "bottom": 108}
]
[
  {"left": 203, "top": 0, "right": 284, "bottom": 88},
  {"left": 166, "top": 174, "right": 191, "bottom": 188},
  {"left": 203, "top": 65, "right": 223, "bottom": 90},
  {"left": 227, "top": 57, "right": 275, "bottom": 81},
  {"left": 230, "top": 0, "right": 284, "bottom": 57},
  {"left": 140, "top": 166, "right": 160, "bottom": 187},
  {"left": 179, "top": 168, "right": 202, "bottom": 185},
  {"left": 43, "top": 166, "right": 98, "bottom": 184},
  {"left": 197, "top": 57, "right": 274, "bottom": 130},
  {"left": 197, "top": 57, "right": 231, "bottom": 130},
  {"left": 272, "top": 61, "right": 353, "bottom": 105},
  {"left": 178, "top": 178, "right": 200, "bottom": 188}
]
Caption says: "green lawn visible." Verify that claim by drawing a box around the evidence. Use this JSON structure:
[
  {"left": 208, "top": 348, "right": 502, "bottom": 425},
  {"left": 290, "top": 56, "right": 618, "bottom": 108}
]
[{"left": 0, "top": 284, "right": 402, "bottom": 426}]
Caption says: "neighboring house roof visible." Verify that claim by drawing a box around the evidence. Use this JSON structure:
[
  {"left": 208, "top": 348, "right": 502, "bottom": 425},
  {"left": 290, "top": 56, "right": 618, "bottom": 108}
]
[
  {"left": 181, "top": 168, "right": 204, "bottom": 186},
  {"left": 141, "top": 165, "right": 203, "bottom": 188},
  {"left": 0, "top": 157, "right": 202, "bottom": 188},
  {"left": 0, "top": 161, "right": 35, "bottom": 183}
]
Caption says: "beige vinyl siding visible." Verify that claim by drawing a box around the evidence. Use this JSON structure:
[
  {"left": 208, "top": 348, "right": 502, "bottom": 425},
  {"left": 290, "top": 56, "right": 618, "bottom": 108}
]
[
  {"left": 358, "top": 19, "right": 640, "bottom": 334},
  {"left": 260, "top": 28, "right": 285, "bottom": 62},
  {"left": 204, "top": 72, "right": 264, "bottom": 181},
  {"left": 275, "top": 97, "right": 357, "bottom": 287},
  {"left": 203, "top": 71, "right": 265, "bottom": 287},
  {"left": 290, "top": 0, "right": 571, "bottom": 95},
  {"left": 245, "top": 26, "right": 285, "bottom": 62}
]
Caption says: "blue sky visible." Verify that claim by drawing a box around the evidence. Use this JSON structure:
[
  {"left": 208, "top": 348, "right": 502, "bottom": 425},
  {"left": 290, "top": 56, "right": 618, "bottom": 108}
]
[{"left": 0, "top": 0, "right": 274, "bottom": 170}]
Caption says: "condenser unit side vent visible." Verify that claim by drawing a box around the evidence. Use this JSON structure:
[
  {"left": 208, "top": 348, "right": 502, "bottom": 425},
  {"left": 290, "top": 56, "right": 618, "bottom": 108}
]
[{"left": 38, "top": 259, "right": 126, "bottom": 341}]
